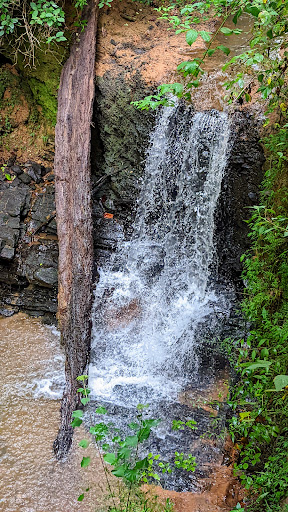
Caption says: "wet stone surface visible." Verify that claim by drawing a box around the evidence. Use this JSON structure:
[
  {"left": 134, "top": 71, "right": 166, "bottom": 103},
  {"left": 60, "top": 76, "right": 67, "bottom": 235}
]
[{"left": 0, "top": 162, "right": 58, "bottom": 318}]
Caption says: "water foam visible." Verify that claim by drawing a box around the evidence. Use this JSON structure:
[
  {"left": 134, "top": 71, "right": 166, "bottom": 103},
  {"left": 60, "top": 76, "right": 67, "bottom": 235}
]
[{"left": 90, "top": 104, "right": 232, "bottom": 406}]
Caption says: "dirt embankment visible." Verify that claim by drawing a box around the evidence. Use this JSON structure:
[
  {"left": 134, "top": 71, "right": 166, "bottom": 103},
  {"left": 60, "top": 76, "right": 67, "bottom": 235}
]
[{"left": 95, "top": 0, "right": 213, "bottom": 84}]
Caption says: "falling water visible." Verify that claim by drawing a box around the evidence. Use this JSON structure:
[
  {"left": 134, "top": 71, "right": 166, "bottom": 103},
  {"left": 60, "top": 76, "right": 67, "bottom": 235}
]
[{"left": 90, "top": 104, "right": 232, "bottom": 407}]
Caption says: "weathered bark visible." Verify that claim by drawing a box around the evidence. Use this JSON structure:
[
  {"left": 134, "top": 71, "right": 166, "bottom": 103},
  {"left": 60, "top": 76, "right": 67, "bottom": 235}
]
[{"left": 53, "top": 0, "right": 98, "bottom": 459}]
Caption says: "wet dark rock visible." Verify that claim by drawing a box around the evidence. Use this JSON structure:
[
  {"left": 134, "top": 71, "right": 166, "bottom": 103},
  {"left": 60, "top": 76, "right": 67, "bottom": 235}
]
[
  {"left": 0, "top": 163, "right": 58, "bottom": 318},
  {"left": 18, "top": 172, "right": 32, "bottom": 184},
  {"left": 11, "top": 165, "right": 22, "bottom": 175},
  {"left": 27, "top": 167, "right": 42, "bottom": 183},
  {"left": 215, "top": 110, "right": 264, "bottom": 291}
]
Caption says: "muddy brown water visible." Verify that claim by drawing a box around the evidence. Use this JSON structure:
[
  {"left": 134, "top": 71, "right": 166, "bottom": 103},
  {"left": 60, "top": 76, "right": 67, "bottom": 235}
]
[
  {"left": 0, "top": 314, "right": 241, "bottom": 512},
  {"left": 0, "top": 314, "right": 108, "bottom": 512}
]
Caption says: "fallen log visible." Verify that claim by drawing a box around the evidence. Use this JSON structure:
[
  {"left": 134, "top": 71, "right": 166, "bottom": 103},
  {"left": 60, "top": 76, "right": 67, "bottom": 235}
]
[{"left": 53, "top": 0, "right": 98, "bottom": 459}]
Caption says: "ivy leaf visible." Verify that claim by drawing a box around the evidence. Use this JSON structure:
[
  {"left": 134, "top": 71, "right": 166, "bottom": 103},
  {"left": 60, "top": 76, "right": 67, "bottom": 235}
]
[
  {"left": 217, "top": 45, "right": 230, "bottom": 56},
  {"left": 186, "top": 29, "right": 198, "bottom": 46}
]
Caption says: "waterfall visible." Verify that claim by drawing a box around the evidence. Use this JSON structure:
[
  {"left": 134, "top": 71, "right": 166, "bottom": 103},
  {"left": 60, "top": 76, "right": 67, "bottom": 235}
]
[{"left": 90, "top": 104, "right": 231, "bottom": 407}]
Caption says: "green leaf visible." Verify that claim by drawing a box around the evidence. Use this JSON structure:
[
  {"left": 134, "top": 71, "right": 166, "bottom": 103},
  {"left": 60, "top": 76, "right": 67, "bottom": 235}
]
[
  {"left": 79, "top": 439, "right": 89, "bottom": 449},
  {"left": 71, "top": 417, "right": 82, "bottom": 427},
  {"left": 220, "top": 27, "right": 233, "bottom": 35},
  {"left": 186, "top": 29, "right": 198, "bottom": 46},
  {"left": 199, "top": 30, "right": 211, "bottom": 42},
  {"left": 118, "top": 447, "right": 131, "bottom": 459},
  {"left": 112, "top": 465, "right": 126, "bottom": 477},
  {"left": 245, "top": 361, "right": 272, "bottom": 371},
  {"left": 128, "top": 422, "right": 140, "bottom": 431},
  {"left": 81, "top": 456, "right": 91, "bottom": 468},
  {"left": 245, "top": 5, "right": 260, "bottom": 17},
  {"left": 77, "top": 375, "right": 88, "bottom": 381},
  {"left": 220, "top": 27, "right": 242, "bottom": 35},
  {"left": 233, "top": 8, "right": 242, "bottom": 25},
  {"left": 77, "top": 494, "right": 85, "bottom": 502},
  {"left": 124, "top": 435, "right": 138, "bottom": 447},
  {"left": 207, "top": 49, "right": 216, "bottom": 57},
  {"left": 217, "top": 45, "right": 230, "bottom": 56},
  {"left": 95, "top": 406, "right": 107, "bottom": 414},
  {"left": 103, "top": 452, "right": 117, "bottom": 465},
  {"left": 72, "top": 410, "right": 83, "bottom": 418},
  {"left": 81, "top": 397, "right": 90, "bottom": 406},
  {"left": 273, "top": 375, "right": 288, "bottom": 391}
]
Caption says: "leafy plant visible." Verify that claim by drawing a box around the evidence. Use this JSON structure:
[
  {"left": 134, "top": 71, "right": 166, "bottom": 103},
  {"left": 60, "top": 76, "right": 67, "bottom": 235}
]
[{"left": 72, "top": 376, "right": 198, "bottom": 510}]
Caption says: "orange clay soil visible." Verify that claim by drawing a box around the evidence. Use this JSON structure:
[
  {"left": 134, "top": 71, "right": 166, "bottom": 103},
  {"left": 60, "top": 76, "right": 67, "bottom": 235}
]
[{"left": 95, "top": 0, "right": 216, "bottom": 84}]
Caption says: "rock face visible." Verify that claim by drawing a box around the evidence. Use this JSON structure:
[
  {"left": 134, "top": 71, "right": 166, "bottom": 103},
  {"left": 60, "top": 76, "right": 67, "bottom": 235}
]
[
  {"left": 0, "top": 163, "right": 58, "bottom": 318},
  {"left": 215, "top": 110, "right": 265, "bottom": 291}
]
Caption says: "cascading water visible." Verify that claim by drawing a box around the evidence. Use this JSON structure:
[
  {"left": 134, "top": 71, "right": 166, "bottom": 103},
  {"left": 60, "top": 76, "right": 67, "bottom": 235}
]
[{"left": 90, "top": 103, "right": 232, "bottom": 408}]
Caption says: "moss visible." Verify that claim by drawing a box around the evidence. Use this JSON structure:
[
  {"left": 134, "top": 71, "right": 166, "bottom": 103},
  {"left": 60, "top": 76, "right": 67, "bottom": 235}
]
[{"left": 17, "top": 43, "right": 69, "bottom": 125}]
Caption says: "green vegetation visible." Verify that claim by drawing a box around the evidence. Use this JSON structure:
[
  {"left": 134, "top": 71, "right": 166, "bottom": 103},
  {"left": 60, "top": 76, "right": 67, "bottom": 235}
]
[
  {"left": 225, "top": 122, "right": 288, "bottom": 512},
  {"left": 73, "top": 376, "right": 198, "bottom": 511}
]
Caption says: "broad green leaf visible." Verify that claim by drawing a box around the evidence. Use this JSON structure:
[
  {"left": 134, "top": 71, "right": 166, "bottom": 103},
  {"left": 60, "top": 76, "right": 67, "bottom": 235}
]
[
  {"left": 79, "top": 439, "right": 89, "bottom": 449},
  {"left": 124, "top": 435, "right": 138, "bottom": 447},
  {"left": 71, "top": 417, "right": 82, "bottom": 427},
  {"left": 77, "top": 494, "right": 84, "bottom": 502},
  {"left": 207, "top": 49, "right": 216, "bottom": 56},
  {"left": 245, "top": 361, "right": 272, "bottom": 371},
  {"left": 199, "top": 30, "right": 211, "bottom": 42},
  {"left": 245, "top": 5, "right": 260, "bottom": 17},
  {"left": 72, "top": 410, "right": 83, "bottom": 418},
  {"left": 273, "top": 375, "right": 288, "bottom": 391},
  {"left": 112, "top": 465, "right": 126, "bottom": 477},
  {"left": 233, "top": 8, "right": 242, "bottom": 25},
  {"left": 81, "top": 456, "right": 91, "bottom": 468},
  {"left": 220, "top": 27, "right": 233, "bottom": 35},
  {"left": 128, "top": 422, "right": 140, "bottom": 431},
  {"left": 81, "top": 397, "right": 90, "bottom": 406},
  {"left": 103, "top": 453, "right": 117, "bottom": 465},
  {"left": 186, "top": 29, "right": 198, "bottom": 46},
  {"left": 95, "top": 406, "right": 107, "bottom": 414},
  {"left": 217, "top": 45, "right": 230, "bottom": 56}
]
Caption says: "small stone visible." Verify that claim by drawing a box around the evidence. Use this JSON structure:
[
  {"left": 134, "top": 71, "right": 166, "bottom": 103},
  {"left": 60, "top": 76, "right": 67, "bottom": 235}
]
[
  {"left": 18, "top": 173, "right": 31, "bottom": 184},
  {"left": 27, "top": 168, "right": 42, "bottom": 184},
  {"left": 11, "top": 165, "right": 22, "bottom": 175},
  {"left": 31, "top": 163, "right": 42, "bottom": 175},
  {"left": 0, "top": 245, "right": 15, "bottom": 260}
]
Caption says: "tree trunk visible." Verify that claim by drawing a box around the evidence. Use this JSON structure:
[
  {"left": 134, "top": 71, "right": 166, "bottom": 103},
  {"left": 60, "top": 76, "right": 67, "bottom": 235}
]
[{"left": 53, "top": 0, "right": 98, "bottom": 459}]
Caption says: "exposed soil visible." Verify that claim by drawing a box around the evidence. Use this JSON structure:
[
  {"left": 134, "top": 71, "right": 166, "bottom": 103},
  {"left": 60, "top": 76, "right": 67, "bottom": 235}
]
[{"left": 96, "top": 0, "right": 213, "bottom": 84}]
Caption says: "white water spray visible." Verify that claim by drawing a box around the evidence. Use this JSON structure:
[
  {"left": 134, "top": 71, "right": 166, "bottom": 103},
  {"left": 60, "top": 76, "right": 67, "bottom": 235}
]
[{"left": 90, "top": 104, "right": 231, "bottom": 406}]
